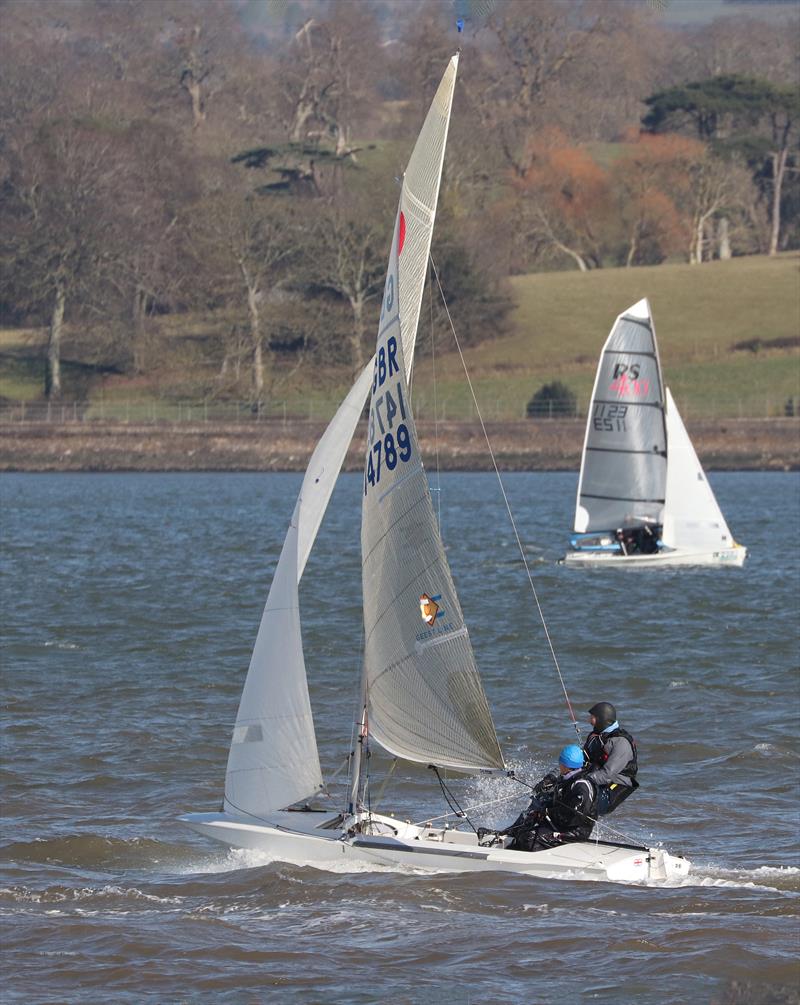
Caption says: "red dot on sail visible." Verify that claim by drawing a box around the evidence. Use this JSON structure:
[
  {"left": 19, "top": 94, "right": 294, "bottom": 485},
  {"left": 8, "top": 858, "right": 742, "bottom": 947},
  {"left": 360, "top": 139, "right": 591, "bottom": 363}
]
[{"left": 398, "top": 211, "right": 406, "bottom": 254}]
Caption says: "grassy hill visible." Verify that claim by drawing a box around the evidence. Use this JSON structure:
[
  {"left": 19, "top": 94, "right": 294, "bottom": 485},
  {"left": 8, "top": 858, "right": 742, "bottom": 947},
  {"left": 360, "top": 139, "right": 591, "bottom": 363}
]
[
  {"left": 412, "top": 252, "right": 800, "bottom": 421},
  {"left": 1, "top": 253, "right": 798, "bottom": 421}
]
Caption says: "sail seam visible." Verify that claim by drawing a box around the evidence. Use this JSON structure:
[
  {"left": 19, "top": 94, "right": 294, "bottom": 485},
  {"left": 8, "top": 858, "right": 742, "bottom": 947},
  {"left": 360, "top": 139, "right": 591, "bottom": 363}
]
[
  {"left": 581, "top": 493, "right": 665, "bottom": 503},
  {"left": 586, "top": 446, "right": 667, "bottom": 456},
  {"left": 377, "top": 463, "right": 422, "bottom": 502},
  {"left": 592, "top": 398, "right": 664, "bottom": 409},
  {"left": 619, "top": 316, "right": 652, "bottom": 331},
  {"left": 361, "top": 483, "right": 428, "bottom": 568},
  {"left": 403, "top": 187, "right": 435, "bottom": 221},
  {"left": 377, "top": 312, "right": 401, "bottom": 342}
]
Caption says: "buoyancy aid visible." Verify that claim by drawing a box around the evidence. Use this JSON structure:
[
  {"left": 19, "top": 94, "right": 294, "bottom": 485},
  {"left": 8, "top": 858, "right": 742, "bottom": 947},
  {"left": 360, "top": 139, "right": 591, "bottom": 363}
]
[
  {"left": 547, "top": 774, "right": 597, "bottom": 840},
  {"left": 584, "top": 726, "right": 638, "bottom": 782}
]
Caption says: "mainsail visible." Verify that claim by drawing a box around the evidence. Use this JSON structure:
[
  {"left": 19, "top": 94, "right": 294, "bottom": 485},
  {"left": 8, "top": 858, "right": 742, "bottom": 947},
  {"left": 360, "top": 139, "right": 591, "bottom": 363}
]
[
  {"left": 661, "top": 388, "right": 735, "bottom": 552},
  {"left": 360, "top": 207, "right": 504, "bottom": 773},
  {"left": 574, "top": 298, "right": 667, "bottom": 533},
  {"left": 396, "top": 53, "right": 458, "bottom": 379}
]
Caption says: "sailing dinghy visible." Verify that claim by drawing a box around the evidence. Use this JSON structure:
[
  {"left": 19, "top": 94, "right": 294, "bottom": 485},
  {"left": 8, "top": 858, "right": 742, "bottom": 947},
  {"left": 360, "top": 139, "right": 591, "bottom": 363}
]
[
  {"left": 181, "top": 57, "right": 690, "bottom": 884},
  {"left": 563, "top": 299, "right": 746, "bottom": 568}
]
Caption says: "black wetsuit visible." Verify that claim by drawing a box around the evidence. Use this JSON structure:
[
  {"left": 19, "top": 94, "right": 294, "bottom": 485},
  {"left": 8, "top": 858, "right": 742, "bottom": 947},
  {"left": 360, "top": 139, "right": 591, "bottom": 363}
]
[{"left": 505, "top": 771, "right": 597, "bottom": 852}]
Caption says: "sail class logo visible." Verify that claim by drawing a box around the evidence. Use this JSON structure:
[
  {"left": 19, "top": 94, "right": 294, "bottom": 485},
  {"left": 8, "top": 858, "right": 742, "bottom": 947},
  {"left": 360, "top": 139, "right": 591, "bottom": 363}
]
[
  {"left": 609, "top": 361, "right": 650, "bottom": 399},
  {"left": 419, "top": 593, "right": 443, "bottom": 626}
]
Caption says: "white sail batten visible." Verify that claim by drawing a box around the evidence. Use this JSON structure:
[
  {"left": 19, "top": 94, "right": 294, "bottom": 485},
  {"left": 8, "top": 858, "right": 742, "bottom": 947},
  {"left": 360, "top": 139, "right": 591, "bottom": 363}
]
[
  {"left": 224, "top": 511, "right": 322, "bottom": 817},
  {"left": 361, "top": 208, "right": 504, "bottom": 773},
  {"left": 662, "top": 388, "right": 734, "bottom": 551},
  {"left": 574, "top": 298, "right": 667, "bottom": 533},
  {"left": 396, "top": 53, "right": 458, "bottom": 381}
]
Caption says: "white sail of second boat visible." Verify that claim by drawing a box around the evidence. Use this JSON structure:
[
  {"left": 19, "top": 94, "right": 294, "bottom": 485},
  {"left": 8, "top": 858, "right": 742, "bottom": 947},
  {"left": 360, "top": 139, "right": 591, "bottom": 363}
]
[
  {"left": 564, "top": 299, "right": 745, "bottom": 567},
  {"left": 572, "top": 298, "right": 667, "bottom": 537},
  {"left": 661, "top": 387, "right": 738, "bottom": 554}
]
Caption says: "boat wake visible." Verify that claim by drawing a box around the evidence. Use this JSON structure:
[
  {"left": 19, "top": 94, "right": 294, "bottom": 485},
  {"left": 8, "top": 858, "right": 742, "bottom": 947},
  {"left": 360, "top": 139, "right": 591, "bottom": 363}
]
[
  {"left": 654, "top": 863, "right": 800, "bottom": 893},
  {"left": 181, "top": 845, "right": 431, "bottom": 878}
]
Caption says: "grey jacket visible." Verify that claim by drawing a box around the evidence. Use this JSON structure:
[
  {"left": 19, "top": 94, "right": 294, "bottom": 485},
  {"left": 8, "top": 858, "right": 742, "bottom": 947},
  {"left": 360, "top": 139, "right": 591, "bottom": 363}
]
[{"left": 586, "top": 734, "right": 634, "bottom": 787}]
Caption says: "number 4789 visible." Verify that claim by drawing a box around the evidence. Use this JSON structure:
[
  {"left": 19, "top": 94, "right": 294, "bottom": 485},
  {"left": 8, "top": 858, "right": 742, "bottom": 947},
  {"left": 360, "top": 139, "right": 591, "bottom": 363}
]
[{"left": 365, "top": 423, "right": 412, "bottom": 493}]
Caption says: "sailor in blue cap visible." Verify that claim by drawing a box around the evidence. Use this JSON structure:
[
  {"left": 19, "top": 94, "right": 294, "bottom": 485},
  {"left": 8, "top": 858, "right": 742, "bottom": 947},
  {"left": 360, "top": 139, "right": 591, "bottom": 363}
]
[{"left": 490, "top": 745, "right": 598, "bottom": 852}]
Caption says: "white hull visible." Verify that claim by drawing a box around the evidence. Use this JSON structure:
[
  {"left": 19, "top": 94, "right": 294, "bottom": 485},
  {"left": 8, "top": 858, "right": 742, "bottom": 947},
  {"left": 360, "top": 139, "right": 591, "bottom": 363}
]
[
  {"left": 180, "top": 810, "right": 690, "bottom": 885},
  {"left": 561, "top": 545, "right": 746, "bottom": 569}
]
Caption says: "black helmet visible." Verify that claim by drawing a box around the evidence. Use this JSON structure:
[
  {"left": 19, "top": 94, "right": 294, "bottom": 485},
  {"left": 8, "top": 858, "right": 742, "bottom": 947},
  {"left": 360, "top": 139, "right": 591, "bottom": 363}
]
[{"left": 588, "top": 702, "right": 616, "bottom": 730}]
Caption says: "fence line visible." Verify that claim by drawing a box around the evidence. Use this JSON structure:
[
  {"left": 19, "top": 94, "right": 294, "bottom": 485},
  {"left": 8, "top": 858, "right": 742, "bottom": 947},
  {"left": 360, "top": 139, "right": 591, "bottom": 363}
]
[{"left": 0, "top": 396, "right": 796, "bottom": 426}]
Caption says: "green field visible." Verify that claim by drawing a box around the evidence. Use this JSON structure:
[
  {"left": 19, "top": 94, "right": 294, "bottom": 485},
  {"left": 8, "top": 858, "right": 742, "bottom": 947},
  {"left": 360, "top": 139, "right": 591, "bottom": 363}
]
[
  {"left": 1, "top": 254, "right": 798, "bottom": 420},
  {"left": 413, "top": 252, "right": 800, "bottom": 420}
]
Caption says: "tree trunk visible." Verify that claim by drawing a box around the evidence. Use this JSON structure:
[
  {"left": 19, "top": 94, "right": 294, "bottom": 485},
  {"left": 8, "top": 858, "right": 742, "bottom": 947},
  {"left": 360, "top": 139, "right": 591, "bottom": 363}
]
[
  {"left": 289, "top": 78, "right": 316, "bottom": 142},
  {"left": 253, "top": 338, "right": 264, "bottom": 402},
  {"left": 718, "top": 216, "right": 732, "bottom": 260},
  {"left": 690, "top": 213, "right": 706, "bottom": 265},
  {"left": 348, "top": 293, "right": 365, "bottom": 375},
  {"left": 247, "top": 284, "right": 264, "bottom": 401},
  {"left": 552, "top": 239, "right": 588, "bottom": 272},
  {"left": 625, "top": 229, "right": 639, "bottom": 268},
  {"left": 46, "top": 282, "right": 65, "bottom": 399},
  {"left": 181, "top": 72, "right": 206, "bottom": 129},
  {"left": 132, "top": 286, "right": 148, "bottom": 373},
  {"left": 768, "top": 147, "right": 788, "bottom": 256}
]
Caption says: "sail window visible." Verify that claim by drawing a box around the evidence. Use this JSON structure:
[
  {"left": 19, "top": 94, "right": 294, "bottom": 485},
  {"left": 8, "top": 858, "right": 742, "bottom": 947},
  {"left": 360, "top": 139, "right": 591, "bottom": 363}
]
[{"left": 232, "top": 724, "right": 263, "bottom": 744}]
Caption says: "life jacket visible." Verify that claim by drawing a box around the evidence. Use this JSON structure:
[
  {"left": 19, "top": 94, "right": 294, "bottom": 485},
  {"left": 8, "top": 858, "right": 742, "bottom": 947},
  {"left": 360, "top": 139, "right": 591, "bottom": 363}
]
[
  {"left": 547, "top": 774, "right": 597, "bottom": 840},
  {"left": 584, "top": 726, "right": 638, "bottom": 782}
]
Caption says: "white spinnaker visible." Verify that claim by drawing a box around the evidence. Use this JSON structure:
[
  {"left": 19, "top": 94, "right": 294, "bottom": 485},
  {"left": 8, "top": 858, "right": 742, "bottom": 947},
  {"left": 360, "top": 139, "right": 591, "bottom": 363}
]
[
  {"left": 361, "top": 209, "right": 504, "bottom": 773},
  {"left": 574, "top": 298, "right": 667, "bottom": 533},
  {"left": 662, "top": 388, "right": 734, "bottom": 551},
  {"left": 396, "top": 53, "right": 458, "bottom": 381}
]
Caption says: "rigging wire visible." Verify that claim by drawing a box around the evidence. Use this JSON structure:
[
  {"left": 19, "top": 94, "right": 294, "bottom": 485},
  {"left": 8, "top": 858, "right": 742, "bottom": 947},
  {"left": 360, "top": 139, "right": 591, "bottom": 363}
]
[
  {"left": 429, "top": 254, "right": 582, "bottom": 742},
  {"left": 370, "top": 757, "right": 398, "bottom": 811},
  {"left": 428, "top": 766, "right": 478, "bottom": 833},
  {"left": 412, "top": 788, "right": 521, "bottom": 828}
]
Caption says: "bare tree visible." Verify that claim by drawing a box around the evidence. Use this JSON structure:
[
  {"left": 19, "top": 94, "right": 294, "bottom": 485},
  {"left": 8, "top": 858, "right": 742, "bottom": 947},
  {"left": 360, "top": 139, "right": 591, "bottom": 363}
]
[
  {"left": 192, "top": 182, "right": 301, "bottom": 402},
  {"left": 1, "top": 118, "right": 138, "bottom": 396},
  {"left": 310, "top": 205, "right": 387, "bottom": 375},
  {"left": 278, "top": 2, "right": 382, "bottom": 159},
  {"left": 463, "top": 0, "right": 629, "bottom": 176}
]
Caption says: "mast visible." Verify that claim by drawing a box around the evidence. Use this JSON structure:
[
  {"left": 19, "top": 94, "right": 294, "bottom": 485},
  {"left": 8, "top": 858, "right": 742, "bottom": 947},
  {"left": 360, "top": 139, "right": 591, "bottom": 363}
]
[{"left": 347, "top": 696, "right": 368, "bottom": 817}]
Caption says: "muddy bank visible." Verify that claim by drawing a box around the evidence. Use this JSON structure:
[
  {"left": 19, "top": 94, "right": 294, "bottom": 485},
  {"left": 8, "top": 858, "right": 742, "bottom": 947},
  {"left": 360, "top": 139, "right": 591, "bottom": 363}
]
[{"left": 0, "top": 418, "right": 797, "bottom": 472}]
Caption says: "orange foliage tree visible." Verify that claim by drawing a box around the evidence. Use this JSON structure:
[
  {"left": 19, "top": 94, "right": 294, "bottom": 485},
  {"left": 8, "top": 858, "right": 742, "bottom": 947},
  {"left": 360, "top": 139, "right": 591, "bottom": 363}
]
[
  {"left": 608, "top": 132, "right": 699, "bottom": 266},
  {"left": 513, "top": 128, "right": 615, "bottom": 271},
  {"left": 610, "top": 132, "right": 754, "bottom": 265}
]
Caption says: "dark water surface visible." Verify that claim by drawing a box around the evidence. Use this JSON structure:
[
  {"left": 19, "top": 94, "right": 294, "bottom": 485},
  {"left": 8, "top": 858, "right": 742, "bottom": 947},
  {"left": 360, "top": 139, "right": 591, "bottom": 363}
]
[{"left": 2, "top": 471, "right": 798, "bottom": 1004}]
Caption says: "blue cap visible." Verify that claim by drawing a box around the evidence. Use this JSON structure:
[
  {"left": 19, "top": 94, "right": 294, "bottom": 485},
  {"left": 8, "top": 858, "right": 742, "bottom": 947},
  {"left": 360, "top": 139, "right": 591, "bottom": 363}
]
[{"left": 559, "top": 744, "right": 584, "bottom": 770}]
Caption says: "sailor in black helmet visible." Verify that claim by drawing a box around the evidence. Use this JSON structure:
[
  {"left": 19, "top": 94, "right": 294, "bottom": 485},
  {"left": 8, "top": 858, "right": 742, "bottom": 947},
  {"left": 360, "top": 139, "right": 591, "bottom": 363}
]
[{"left": 583, "top": 702, "right": 639, "bottom": 816}]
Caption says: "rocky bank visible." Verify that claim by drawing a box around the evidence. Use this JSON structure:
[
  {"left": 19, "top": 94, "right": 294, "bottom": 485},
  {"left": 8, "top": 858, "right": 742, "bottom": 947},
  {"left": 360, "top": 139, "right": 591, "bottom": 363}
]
[{"left": 1, "top": 418, "right": 797, "bottom": 472}]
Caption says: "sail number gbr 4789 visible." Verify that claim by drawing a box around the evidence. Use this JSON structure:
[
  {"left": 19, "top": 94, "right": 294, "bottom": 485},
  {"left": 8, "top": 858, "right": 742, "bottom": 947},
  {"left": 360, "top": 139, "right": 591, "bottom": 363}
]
[{"left": 365, "top": 335, "right": 412, "bottom": 494}]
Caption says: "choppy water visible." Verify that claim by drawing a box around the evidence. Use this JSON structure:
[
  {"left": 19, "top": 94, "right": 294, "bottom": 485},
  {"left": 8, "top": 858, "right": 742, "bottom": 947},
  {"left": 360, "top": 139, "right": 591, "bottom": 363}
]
[{"left": 2, "top": 471, "right": 799, "bottom": 1004}]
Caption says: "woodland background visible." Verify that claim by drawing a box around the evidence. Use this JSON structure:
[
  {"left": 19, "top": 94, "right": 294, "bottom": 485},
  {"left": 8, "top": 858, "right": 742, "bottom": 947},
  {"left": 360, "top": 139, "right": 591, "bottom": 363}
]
[{"left": 0, "top": 0, "right": 798, "bottom": 422}]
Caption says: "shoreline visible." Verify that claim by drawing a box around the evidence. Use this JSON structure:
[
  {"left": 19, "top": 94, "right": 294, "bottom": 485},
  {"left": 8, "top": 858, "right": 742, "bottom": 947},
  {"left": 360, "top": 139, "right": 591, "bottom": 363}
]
[{"left": 1, "top": 418, "right": 798, "bottom": 472}]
